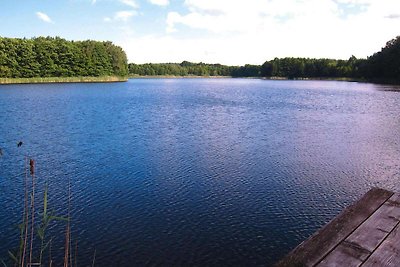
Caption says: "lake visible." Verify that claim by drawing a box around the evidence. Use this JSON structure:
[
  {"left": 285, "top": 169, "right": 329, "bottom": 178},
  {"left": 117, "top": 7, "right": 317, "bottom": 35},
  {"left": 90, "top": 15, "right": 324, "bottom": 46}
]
[{"left": 1, "top": 78, "right": 400, "bottom": 266}]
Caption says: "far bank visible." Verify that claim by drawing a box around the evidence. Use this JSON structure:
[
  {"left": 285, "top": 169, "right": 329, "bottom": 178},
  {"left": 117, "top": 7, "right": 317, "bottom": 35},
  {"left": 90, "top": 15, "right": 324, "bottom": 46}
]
[{"left": 129, "top": 75, "right": 400, "bottom": 85}]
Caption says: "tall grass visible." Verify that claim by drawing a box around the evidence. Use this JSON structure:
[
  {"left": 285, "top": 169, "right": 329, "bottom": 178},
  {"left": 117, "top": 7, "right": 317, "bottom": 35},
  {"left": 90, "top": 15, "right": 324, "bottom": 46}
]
[
  {"left": 0, "top": 76, "right": 127, "bottom": 85},
  {"left": 0, "top": 143, "right": 92, "bottom": 267}
]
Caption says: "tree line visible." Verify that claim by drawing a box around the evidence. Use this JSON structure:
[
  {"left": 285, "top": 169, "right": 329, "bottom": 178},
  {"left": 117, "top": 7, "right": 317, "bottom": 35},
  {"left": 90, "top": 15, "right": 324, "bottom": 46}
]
[
  {"left": 129, "top": 36, "right": 400, "bottom": 83},
  {"left": 129, "top": 58, "right": 363, "bottom": 78},
  {"left": 0, "top": 36, "right": 128, "bottom": 78},
  {"left": 128, "top": 61, "right": 262, "bottom": 78},
  {"left": 260, "top": 36, "right": 399, "bottom": 82},
  {"left": 0, "top": 35, "right": 398, "bottom": 83},
  {"left": 360, "top": 36, "right": 400, "bottom": 83},
  {"left": 129, "top": 61, "right": 234, "bottom": 77}
]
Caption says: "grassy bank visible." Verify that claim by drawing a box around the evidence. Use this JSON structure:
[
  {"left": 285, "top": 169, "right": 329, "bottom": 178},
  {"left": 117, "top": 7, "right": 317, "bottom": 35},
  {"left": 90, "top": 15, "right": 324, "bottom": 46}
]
[{"left": 0, "top": 76, "right": 127, "bottom": 85}]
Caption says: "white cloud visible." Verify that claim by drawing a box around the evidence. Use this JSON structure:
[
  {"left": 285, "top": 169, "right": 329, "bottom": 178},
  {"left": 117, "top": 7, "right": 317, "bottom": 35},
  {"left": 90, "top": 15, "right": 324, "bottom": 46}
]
[
  {"left": 36, "top": 12, "right": 53, "bottom": 23},
  {"left": 120, "top": 0, "right": 400, "bottom": 65},
  {"left": 120, "top": 0, "right": 139, "bottom": 8},
  {"left": 148, "top": 0, "right": 170, "bottom": 6},
  {"left": 103, "top": 0, "right": 138, "bottom": 23},
  {"left": 335, "top": 0, "right": 373, "bottom": 4},
  {"left": 104, "top": 10, "right": 137, "bottom": 23},
  {"left": 166, "top": 12, "right": 181, "bottom": 33},
  {"left": 92, "top": 0, "right": 97, "bottom": 4},
  {"left": 167, "top": 0, "right": 339, "bottom": 34},
  {"left": 115, "top": 10, "right": 137, "bottom": 21},
  {"left": 385, "top": 14, "right": 400, "bottom": 19},
  {"left": 157, "top": 0, "right": 400, "bottom": 64}
]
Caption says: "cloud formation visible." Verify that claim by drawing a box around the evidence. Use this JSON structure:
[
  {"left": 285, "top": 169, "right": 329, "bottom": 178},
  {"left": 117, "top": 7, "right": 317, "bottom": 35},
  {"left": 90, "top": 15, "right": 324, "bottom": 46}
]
[
  {"left": 115, "top": 10, "right": 137, "bottom": 21},
  {"left": 148, "top": 0, "right": 170, "bottom": 6},
  {"left": 167, "top": 0, "right": 339, "bottom": 34},
  {"left": 121, "top": 0, "right": 400, "bottom": 65},
  {"left": 36, "top": 12, "right": 53, "bottom": 23},
  {"left": 385, "top": 14, "right": 400, "bottom": 19},
  {"left": 105, "top": 10, "right": 137, "bottom": 22},
  {"left": 120, "top": 0, "right": 139, "bottom": 8}
]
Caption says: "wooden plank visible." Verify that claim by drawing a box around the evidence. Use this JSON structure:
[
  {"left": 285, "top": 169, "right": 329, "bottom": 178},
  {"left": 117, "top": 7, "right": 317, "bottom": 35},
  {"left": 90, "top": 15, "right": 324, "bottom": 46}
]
[
  {"left": 348, "top": 194, "right": 400, "bottom": 251},
  {"left": 275, "top": 188, "right": 393, "bottom": 267},
  {"left": 318, "top": 193, "right": 400, "bottom": 266},
  {"left": 316, "top": 240, "right": 367, "bottom": 267},
  {"left": 363, "top": 221, "right": 400, "bottom": 267}
]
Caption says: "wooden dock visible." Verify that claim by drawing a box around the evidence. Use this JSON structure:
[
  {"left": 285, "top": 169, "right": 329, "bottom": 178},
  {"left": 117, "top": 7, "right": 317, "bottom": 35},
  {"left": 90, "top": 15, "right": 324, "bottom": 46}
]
[{"left": 277, "top": 188, "right": 400, "bottom": 267}]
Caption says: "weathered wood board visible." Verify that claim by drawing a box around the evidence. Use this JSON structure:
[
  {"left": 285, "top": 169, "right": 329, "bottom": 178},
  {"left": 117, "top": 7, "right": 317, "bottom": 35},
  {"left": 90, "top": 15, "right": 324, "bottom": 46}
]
[{"left": 276, "top": 188, "right": 400, "bottom": 267}]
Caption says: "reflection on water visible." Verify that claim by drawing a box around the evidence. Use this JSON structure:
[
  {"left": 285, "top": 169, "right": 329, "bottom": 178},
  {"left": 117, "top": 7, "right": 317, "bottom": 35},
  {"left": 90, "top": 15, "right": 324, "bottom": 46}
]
[{"left": 0, "top": 79, "right": 400, "bottom": 266}]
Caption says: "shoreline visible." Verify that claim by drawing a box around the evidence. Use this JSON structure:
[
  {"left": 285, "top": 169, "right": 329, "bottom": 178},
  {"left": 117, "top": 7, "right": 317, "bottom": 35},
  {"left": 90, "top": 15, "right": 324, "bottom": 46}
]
[
  {"left": 1, "top": 75, "right": 398, "bottom": 86},
  {"left": 129, "top": 75, "right": 365, "bottom": 82},
  {"left": 129, "top": 75, "right": 400, "bottom": 85},
  {"left": 129, "top": 75, "right": 231, "bottom": 79},
  {"left": 0, "top": 76, "right": 128, "bottom": 85}
]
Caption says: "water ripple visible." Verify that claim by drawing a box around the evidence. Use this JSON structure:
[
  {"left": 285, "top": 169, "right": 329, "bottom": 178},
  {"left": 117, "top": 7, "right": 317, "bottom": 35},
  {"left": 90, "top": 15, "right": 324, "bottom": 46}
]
[{"left": 1, "top": 79, "right": 400, "bottom": 266}]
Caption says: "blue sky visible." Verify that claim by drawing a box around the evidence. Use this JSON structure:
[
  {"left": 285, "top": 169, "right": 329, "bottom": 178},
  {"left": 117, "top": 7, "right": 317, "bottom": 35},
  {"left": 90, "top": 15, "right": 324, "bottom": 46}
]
[{"left": 1, "top": 0, "right": 400, "bottom": 65}]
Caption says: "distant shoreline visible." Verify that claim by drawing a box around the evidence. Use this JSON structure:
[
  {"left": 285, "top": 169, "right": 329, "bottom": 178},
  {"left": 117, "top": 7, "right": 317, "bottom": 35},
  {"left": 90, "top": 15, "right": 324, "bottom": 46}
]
[
  {"left": 1, "top": 76, "right": 397, "bottom": 86},
  {"left": 129, "top": 75, "right": 365, "bottom": 82},
  {"left": 0, "top": 76, "right": 128, "bottom": 85},
  {"left": 265, "top": 77, "right": 400, "bottom": 85},
  {"left": 265, "top": 77, "right": 367, "bottom": 82},
  {"left": 129, "top": 75, "right": 231, "bottom": 79},
  {"left": 129, "top": 76, "right": 400, "bottom": 85}
]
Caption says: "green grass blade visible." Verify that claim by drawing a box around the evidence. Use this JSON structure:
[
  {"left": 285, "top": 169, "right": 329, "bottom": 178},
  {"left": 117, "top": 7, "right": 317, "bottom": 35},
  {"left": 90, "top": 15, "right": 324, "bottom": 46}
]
[
  {"left": 43, "top": 185, "right": 48, "bottom": 219},
  {"left": 37, "top": 228, "right": 45, "bottom": 240},
  {"left": 7, "top": 251, "right": 17, "bottom": 263},
  {"left": 41, "top": 239, "right": 52, "bottom": 253}
]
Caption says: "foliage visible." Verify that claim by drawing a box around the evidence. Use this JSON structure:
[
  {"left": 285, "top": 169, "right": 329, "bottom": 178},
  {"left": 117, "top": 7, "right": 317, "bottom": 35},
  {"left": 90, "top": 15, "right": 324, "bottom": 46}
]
[
  {"left": 360, "top": 36, "right": 400, "bottom": 82},
  {"left": 128, "top": 61, "right": 238, "bottom": 77},
  {"left": 129, "top": 36, "right": 400, "bottom": 83},
  {"left": 1, "top": 35, "right": 399, "bottom": 83},
  {"left": 260, "top": 56, "right": 364, "bottom": 79},
  {"left": 127, "top": 59, "right": 361, "bottom": 79},
  {"left": 0, "top": 142, "right": 76, "bottom": 267},
  {"left": 0, "top": 36, "right": 128, "bottom": 78}
]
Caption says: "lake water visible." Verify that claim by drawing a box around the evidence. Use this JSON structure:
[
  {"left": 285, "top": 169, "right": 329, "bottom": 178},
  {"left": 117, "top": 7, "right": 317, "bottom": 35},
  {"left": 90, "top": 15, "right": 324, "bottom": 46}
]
[{"left": 1, "top": 78, "right": 400, "bottom": 266}]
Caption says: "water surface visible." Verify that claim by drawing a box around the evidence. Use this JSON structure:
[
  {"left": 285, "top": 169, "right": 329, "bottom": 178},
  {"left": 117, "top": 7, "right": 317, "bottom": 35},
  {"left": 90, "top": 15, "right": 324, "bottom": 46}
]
[{"left": 1, "top": 78, "right": 400, "bottom": 266}]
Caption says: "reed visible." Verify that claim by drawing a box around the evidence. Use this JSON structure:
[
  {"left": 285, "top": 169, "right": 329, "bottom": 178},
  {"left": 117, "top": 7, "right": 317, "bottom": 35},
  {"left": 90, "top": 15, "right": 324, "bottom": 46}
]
[
  {"left": 63, "top": 180, "right": 71, "bottom": 267},
  {"left": 1, "top": 143, "right": 83, "bottom": 267},
  {"left": 20, "top": 156, "right": 28, "bottom": 267},
  {"left": 28, "top": 159, "right": 35, "bottom": 266},
  {"left": 0, "top": 76, "right": 127, "bottom": 85}
]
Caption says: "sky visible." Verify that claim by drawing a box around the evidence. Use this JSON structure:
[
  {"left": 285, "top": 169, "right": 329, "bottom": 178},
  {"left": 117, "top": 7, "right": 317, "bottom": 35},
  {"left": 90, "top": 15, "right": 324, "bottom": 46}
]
[{"left": 0, "top": 0, "right": 400, "bottom": 65}]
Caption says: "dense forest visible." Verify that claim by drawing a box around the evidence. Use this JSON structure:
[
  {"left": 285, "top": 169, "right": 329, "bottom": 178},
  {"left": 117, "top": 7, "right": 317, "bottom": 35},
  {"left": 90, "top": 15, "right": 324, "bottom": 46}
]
[
  {"left": 360, "top": 36, "right": 400, "bottom": 83},
  {"left": 260, "top": 56, "right": 362, "bottom": 78},
  {"left": 129, "top": 61, "right": 233, "bottom": 77},
  {"left": 0, "top": 37, "right": 128, "bottom": 78},
  {"left": 129, "top": 36, "right": 400, "bottom": 83},
  {"left": 262, "top": 36, "right": 400, "bottom": 82},
  {"left": 128, "top": 58, "right": 363, "bottom": 78},
  {"left": 0, "top": 36, "right": 398, "bottom": 83},
  {"left": 128, "top": 61, "right": 261, "bottom": 78},
  {"left": 128, "top": 57, "right": 363, "bottom": 79}
]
